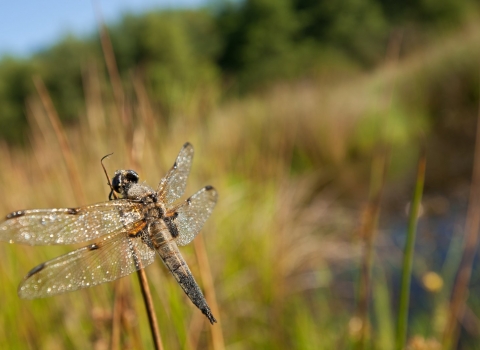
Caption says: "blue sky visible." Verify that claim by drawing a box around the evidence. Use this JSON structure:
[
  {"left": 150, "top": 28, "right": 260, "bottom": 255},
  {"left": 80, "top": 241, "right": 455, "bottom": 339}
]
[{"left": 0, "top": 0, "right": 207, "bottom": 57}]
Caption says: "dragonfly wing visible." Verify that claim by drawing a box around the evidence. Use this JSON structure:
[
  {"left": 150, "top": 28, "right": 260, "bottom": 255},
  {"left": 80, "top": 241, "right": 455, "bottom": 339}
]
[
  {"left": 158, "top": 142, "right": 194, "bottom": 206},
  {"left": 18, "top": 227, "right": 156, "bottom": 299},
  {"left": 0, "top": 200, "right": 144, "bottom": 246},
  {"left": 171, "top": 186, "right": 218, "bottom": 246}
]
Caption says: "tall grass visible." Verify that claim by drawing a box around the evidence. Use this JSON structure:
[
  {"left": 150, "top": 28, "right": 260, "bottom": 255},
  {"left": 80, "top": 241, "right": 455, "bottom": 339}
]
[
  {"left": 0, "top": 58, "right": 361, "bottom": 349},
  {"left": 1, "top": 21, "right": 480, "bottom": 349},
  {"left": 396, "top": 149, "right": 426, "bottom": 350}
]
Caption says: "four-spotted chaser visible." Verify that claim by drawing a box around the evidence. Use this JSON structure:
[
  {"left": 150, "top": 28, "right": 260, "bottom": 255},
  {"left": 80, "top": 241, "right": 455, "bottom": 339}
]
[{"left": 0, "top": 142, "right": 217, "bottom": 324}]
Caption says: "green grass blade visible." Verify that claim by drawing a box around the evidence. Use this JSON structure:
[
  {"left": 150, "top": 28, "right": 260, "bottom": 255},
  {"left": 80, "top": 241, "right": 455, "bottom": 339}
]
[
  {"left": 356, "top": 152, "right": 388, "bottom": 349},
  {"left": 396, "top": 149, "right": 426, "bottom": 350},
  {"left": 373, "top": 264, "right": 395, "bottom": 350}
]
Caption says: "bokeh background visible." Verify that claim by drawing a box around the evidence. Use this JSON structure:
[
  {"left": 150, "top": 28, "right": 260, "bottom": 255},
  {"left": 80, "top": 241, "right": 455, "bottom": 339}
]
[{"left": 1, "top": 0, "right": 480, "bottom": 349}]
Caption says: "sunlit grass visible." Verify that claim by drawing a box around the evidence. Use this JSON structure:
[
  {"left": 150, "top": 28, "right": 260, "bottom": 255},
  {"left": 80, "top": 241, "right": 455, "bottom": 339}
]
[
  {"left": 396, "top": 149, "right": 426, "bottom": 350},
  {"left": 2, "top": 21, "right": 480, "bottom": 349},
  {"left": 0, "top": 63, "right": 372, "bottom": 348}
]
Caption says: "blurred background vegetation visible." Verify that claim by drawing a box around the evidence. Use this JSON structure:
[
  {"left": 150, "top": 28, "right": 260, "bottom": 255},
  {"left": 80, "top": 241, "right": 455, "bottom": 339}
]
[{"left": 1, "top": 0, "right": 480, "bottom": 349}]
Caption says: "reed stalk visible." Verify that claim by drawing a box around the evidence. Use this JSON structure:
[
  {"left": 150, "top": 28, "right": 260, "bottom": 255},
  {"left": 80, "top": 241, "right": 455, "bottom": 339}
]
[
  {"left": 442, "top": 77, "right": 480, "bottom": 349},
  {"left": 396, "top": 148, "right": 426, "bottom": 350}
]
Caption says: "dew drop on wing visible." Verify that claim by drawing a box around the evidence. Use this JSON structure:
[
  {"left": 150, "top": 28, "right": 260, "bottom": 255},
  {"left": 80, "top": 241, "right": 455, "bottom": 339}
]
[{"left": 87, "top": 243, "right": 99, "bottom": 251}]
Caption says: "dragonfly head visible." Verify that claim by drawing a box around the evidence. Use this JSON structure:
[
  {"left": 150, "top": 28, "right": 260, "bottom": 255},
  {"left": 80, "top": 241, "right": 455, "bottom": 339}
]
[{"left": 111, "top": 170, "right": 139, "bottom": 198}]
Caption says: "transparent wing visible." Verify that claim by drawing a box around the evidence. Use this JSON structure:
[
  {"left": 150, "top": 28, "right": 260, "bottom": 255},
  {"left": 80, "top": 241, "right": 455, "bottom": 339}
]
[
  {"left": 171, "top": 186, "right": 218, "bottom": 246},
  {"left": 158, "top": 142, "right": 194, "bottom": 205},
  {"left": 0, "top": 200, "right": 144, "bottom": 246},
  {"left": 18, "top": 228, "right": 156, "bottom": 299}
]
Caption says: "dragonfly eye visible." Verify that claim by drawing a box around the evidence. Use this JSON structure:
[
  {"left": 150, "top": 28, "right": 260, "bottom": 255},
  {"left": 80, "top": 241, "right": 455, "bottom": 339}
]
[
  {"left": 112, "top": 170, "right": 139, "bottom": 195},
  {"left": 125, "top": 170, "right": 139, "bottom": 183},
  {"left": 112, "top": 172, "right": 122, "bottom": 193}
]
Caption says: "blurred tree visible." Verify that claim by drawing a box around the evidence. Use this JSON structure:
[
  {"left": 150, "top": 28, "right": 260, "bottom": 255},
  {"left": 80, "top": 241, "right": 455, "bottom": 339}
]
[
  {"left": 0, "top": 57, "right": 36, "bottom": 143},
  {"left": 377, "top": 0, "right": 473, "bottom": 26},
  {"left": 292, "top": 0, "right": 388, "bottom": 66},
  {"left": 217, "top": 0, "right": 303, "bottom": 89},
  {"left": 0, "top": 1, "right": 478, "bottom": 143},
  {"left": 34, "top": 35, "right": 98, "bottom": 123},
  {"left": 215, "top": 0, "right": 389, "bottom": 90},
  {"left": 109, "top": 10, "right": 221, "bottom": 116}
]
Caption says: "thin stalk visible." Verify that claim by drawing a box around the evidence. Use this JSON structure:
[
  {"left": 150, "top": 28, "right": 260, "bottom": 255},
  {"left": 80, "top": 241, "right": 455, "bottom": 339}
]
[
  {"left": 355, "top": 31, "right": 402, "bottom": 349},
  {"left": 136, "top": 268, "right": 164, "bottom": 350},
  {"left": 32, "top": 76, "right": 87, "bottom": 205},
  {"left": 193, "top": 235, "right": 225, "bottom": 350},
  {"left": 110, "top": 280, "right": 123, "bottom": 350},
  {"left": 396, "top": 149, "right": 426, "bottom": 350},
  {"left": 93, "top": 4, "right": 133, "bottom": 160},
  {"left": 186, "top": 310, "right": 205, "bottom": 350},
  {"left": 442, "top": 82, "right": 480, "bottom": 349},
  {"left": 356, "top": 151, "right": 388, "bottom": 349}
]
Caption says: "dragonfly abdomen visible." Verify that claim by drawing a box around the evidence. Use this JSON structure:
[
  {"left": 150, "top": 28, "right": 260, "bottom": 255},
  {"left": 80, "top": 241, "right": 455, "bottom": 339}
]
[{"left": 156, "top": 240, "right": 217, "bottom": 324}]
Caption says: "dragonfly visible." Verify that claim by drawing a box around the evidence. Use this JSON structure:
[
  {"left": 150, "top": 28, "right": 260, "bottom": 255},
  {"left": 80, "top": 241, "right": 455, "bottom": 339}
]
[{"left": 0, "top": 142, "right": 218, "bottom": 324}]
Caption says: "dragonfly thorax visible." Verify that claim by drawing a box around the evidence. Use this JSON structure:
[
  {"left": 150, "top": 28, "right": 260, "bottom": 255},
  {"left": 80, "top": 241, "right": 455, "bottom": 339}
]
[
  {"left": 125, "top": 182, "right": 156, "bottom": 202},
  {"left": 112, "top": 170, "right": 158, "bottom": 204}
]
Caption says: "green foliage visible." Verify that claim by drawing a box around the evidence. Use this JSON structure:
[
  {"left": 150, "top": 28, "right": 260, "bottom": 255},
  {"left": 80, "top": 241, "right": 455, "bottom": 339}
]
[
  {"left": 0, "top": 57, "right": 36, "bottom": 143},
  {"left": 109, "top": 10, "right": 221, "bottom": 115},
  {"left": 0, "top": 1, "right": 480, "bottom": 348},
  {"left": 35, "top": 35, "right": 98, "bottom": 123},
  {"left": 378, "top": 0, "right": 474, "bottom": 26},
  {"left": 0, "top": 0, "right": 478, "bottom": 143},
  {"left": 292, "top": 0, "right": 389, "bottom": 65},
  {"left": 354, "top": 104, "right": 428, "bottom": 154},
  {"left": 217, "top": 0, "right": 303, "bottom": 87},
  {"left": 2, "top": 18, "right": 480, "bottom": 347}
]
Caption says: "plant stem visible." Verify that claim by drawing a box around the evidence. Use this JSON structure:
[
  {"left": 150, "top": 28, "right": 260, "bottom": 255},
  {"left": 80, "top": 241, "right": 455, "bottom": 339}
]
[
  {"left": 194, "top": 235, "right": 225, "bottom": 350},
  {"left": 136, "top": 267, "right": 164, "bottom": 350},
  {"left": 442, "top": 83, "right": 480, "bottom": 349},
  {"left": 356, "top": 151, "right": 388, "bottom": 349},
  {"left": 396, "top": 150, "right": 426, "bottom": 350},
  {"left": 33, "top": 76, "right": 87, "bottom": 205}
]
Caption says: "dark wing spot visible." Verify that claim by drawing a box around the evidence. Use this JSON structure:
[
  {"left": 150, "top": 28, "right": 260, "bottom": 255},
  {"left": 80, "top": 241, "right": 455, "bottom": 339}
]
[
  {"left": 67, "top": 208, "right": 80, "bottom": 215},
  {"left": 183, "top": 142, "right": 192, "bottom": 148},
  {"left": 173, "top": 161, "right": 178, "bottom": 169},
  {"left": 26, "top": 262, "right": 46, "bottom": 278},
  {"left": 205, "top": 185, "right": 214, "bottom": 191},
  {"left": 87, "top": 243, "right": 99, "bottom": 251},
  {"left": 186, "top": 197, "right": 192, "bottom": 205},
  {"left": 6, "top": 210, "right": 25, "bottom": 219}
]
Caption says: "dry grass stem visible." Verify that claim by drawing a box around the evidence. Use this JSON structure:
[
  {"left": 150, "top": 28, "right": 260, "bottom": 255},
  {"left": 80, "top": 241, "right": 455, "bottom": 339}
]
[{"left": 442, "top": 73, "right": 480, "bottom": 349}]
